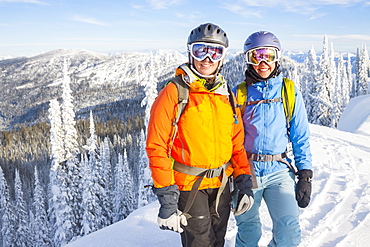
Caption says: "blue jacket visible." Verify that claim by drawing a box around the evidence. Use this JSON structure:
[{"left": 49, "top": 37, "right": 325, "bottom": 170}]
[{"left": 233, "top": 74, "right": 312, "bottom": 176}]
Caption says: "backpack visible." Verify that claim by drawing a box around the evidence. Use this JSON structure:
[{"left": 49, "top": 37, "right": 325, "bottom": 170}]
[
  {"left": 169, "top": 75, "right": 239, "bottom": 128},
  {"left": 235, "top": 77, "right": 296, "bottom": 128}
]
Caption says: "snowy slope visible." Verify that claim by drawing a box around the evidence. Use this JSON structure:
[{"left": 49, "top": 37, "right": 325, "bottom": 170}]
[
  {"left": 337, "top": 94, "right": 370, "bottom": 136},
  {"left": 66, "top": 95, "right": 370, "bottom": 247}
]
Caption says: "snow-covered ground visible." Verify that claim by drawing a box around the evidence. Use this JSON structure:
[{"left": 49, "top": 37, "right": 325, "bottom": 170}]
[{"left": 66, "top": 95, "right": 370, "bottom": 246}]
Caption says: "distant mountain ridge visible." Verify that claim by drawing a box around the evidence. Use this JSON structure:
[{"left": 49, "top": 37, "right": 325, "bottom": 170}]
[
  {"left": 0, "top": 48, "right": 314, "bottom": 131},
  {"left": 0, "top": 49, "right": 187, "bottom": 130}
]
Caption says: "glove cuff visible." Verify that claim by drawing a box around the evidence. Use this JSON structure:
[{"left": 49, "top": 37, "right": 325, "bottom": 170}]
[
  {"left": 235, "top": 174, "right": 253, "bottom": 195},
  {"left": 296, "top": 169, "right": 313, "bottom": 181},
  {"left": 153, "top": 185, "right": 179, "bottom": 219}
]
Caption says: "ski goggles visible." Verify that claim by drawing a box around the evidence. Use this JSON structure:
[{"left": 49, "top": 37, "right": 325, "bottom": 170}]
[
  {"left": 245, "top": 47, "right": 280, "bottom": 65},
  {"left": 188, "top": 42, "right": 227, "bottom": 63}
]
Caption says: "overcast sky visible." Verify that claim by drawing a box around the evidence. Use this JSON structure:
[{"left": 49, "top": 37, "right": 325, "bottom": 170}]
[{"left": 1, "top": 0, "right": 370, "bottom": 57}]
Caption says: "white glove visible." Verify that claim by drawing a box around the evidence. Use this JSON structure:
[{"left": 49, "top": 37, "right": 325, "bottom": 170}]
[
  {"left": 157, "top": 209, "right": 188, "bottom": 233},
  {"left": 233, "top": 194, "right": 254, "bottom": 216}
]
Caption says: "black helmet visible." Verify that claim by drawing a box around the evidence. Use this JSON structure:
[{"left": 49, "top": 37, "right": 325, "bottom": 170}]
[{"left": 187, "top": 23, "right": 229, "bottom": 48}]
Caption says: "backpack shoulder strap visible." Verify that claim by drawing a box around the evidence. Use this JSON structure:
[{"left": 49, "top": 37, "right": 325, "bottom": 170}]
[
  {"left": 169, "top": 76, "right": 189, "bottom": 126},
  {"left": 236, "top": 81, "right": 248, "bottom": 114},
  {"left": 282, "top": 77, "right": 296, "bottom": 126}
]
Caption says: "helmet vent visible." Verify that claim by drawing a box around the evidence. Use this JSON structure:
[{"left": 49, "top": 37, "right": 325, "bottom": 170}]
[{"left": 207, "top": 24, "right": 211, "bottom": 30}]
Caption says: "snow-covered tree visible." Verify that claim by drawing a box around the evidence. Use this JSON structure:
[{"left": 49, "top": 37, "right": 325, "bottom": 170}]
[
  {"left": 347, "top": 53, "right": 354, "bottom": 99},
  {"left": 32, "top": 167, "right": 51, "bottom": 247},
  {"left": 88, "top": 110, "right": 97, "bottom": 152},
  {"left": 138, "top": 53, "right": 158, "bottom": 208},
  {"left": 302, "top": 46, "right": 318, "bottom": 120},
  {"left": 141, "top": 52, "right": 159, "bottom": 128},
  {"left": 100, "top": 137, "right": 113, "bottom": 226},
  {"left": 14, "top": 170, "right": 30, "bottom": 246},
  {"left": 61, "top": 60, "right": 79, "bottom": 160},
  {"left": 1, "top": 166, "right": 15, "bottom": 246},
  {"left": 49, "top": 60, "right": 82, "bottom": 245},
  {"left": 338, "top": 54, "right": 350, "bottom": 112},
  {"left": 355, "top": 44, "right": 369, "bottom": 96},
  {"left": 49, "top": 98, "right": 65, "bottom": 163},
  {"left": 50, "top": 160, "right": 75, "bottom": 246},
  {"left": 86, "top": 123, "right": 105, "bottom": 231},
  {"left": 311, "top": 35, "right": 334, "bottom": 126},
  {"left": 138, "top": 129, "right": 155, "bottom": 208},
  {"left": 113, "top": 150, "right": 135, "bottom": 223},
  {"left": 331, "top": 53, "right": 346, "bottom": 127},
  {"left": 80, "top": 153, "right": 100, "bottom": 236}
]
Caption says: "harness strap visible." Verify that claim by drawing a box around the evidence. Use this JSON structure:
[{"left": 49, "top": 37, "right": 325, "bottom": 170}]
[
  {"left": 247, "top": 152, "right": 297, "bottom": 173},
  {"left": 246, "top": 97, "right": 282, "bottom": 106},
  {"left": 173, "top": 161, "right": 231, "bottom": 219}
]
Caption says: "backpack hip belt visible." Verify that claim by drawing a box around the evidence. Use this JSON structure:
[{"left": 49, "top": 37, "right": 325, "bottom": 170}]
[
  {"left": 173, "top": 161, "right": 230, "bottom": 178},
  {"left": 247, "top": 152, "right": 287, "bottom": 162},
  {"left": 173, "top": 161, "right": 231, "bottom": 219},
  {"left": 247, "top": 152, "right": 296, "bottom": 173}
]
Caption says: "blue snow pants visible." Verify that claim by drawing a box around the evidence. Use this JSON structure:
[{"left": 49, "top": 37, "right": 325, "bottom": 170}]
[{"left": 235, "top": 168, "right": 301, "bottom": 247}]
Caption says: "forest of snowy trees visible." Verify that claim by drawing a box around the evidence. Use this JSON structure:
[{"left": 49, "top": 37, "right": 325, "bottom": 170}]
[{"left": 0, "top": 36, "right": 369, "bottom": 247}]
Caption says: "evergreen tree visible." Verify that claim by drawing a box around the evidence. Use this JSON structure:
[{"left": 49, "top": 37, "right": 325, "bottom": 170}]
[
  {"left": 49, "top": 61, "right": 82, "bottom": 245},
  {"left": 113, "top": 153, "right": 125, "bottom": 223},
  {"left": 141, "top": 52, "right": 158, "bottom": 128},
  {"left": 87, "top": 111, "right": 105, "bottom": 230},
  {"left": 32, "top": 167, "right": 51, "bottom": 247},
  {"left": 331, "top": 53, "right": 346, "bottom": 127},
  {"left": 347, "top": 53, "right": 354, "bottom": 99},
  {"left": 14, "top": 170, "right": 30, "bottom": 246},
  {"left": 80, "top": 153, "right": 100, "bottom": 236},
  {"left": 138, "top": 129, "right": 155, "bottom": 208},
  {"left": 61, "top": 60, "right": 82, "bottom": 240},
  {"left": 49, "top": 99, "right": 65, "bottom": 163},
  {"left": 0, "top": 166, "right": 15, "bottom": 246},
  {"left": 138, "top": 53, "right": 158, "bottom": 208},
  {"left": 50, "top": 160, "right": 75, "bottom": 246},
  {"left": 312, "top": 35, "right": 333, "bottom": 126},
  {"left": 338, "top": 54, "right": 350, "bottom": 112},
  {"left": 302, "top": 46, "right": 318, "bottom": 121},
  {"left": 100, "top": 137, "right": 113, "bottom": 226},
  {"left": 61, "top": 60, "right": 79, "bottom": 159},
  {"left": 113, "top": 150, "right": 135, "bottom": 223},
  {"left": 356, "top": 44, "right": 369, "bottom": 96}
]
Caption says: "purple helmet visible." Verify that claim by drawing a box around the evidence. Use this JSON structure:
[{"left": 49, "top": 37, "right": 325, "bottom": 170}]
[{"left": 243, "top": 31, "right": 281, "bottom": 53}]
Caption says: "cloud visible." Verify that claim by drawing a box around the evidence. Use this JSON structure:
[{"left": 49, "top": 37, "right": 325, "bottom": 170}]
[
  {"left": 71, "top": 15, "right": 108, "bottom": 27},
  {"left": 148, "top": 0, "right": 182, "bottom": 9},
  {"left": 222, "top": 3, "right": 263, "bottom": 18},
  {"left": 296, "top": 34, "right": 370, "bottom": 41},
  {"left": 222, "top": 0, "right": 368, "bottom": 18},
  {"left": 0, "top": 0, "right": 47, "bottom": 4},
  {"left": 133, "top": 0, "right": 182, "bottom": 9}
]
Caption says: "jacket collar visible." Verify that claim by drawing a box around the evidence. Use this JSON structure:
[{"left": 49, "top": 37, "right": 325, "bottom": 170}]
[{"left": 175, "top": 64, "right": 229, "bottom": 95}]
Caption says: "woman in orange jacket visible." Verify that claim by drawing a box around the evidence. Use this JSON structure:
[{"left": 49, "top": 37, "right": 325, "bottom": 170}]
[{"left": 146, "top": 23, "right": 254, "bottom": 247}]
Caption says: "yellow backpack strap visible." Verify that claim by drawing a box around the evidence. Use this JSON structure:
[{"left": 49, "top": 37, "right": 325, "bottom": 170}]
[
  {"left": 282, "top": 77, "right": 296, "bottom": 127},
  {"left": 236, "top": 81, "right": 248, "bottom": 115}
]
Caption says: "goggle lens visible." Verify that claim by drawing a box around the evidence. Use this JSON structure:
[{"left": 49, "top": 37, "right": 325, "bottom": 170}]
[
  {"left": 246, "top": 47, "right": 279, "bottom": 65},
  {"left": 189, "top": 43, "right": 225, "bottom": 62}
]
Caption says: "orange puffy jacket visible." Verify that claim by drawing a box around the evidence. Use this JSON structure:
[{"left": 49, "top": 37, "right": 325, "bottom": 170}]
[{"left": 146, "top": 65, "right": 250, "bottom": 191}]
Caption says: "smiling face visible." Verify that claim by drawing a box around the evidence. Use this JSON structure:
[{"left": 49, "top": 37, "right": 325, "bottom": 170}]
[
  {"left": 193, "top": 57, "right": 220, "bottom": 76},
  {"left": 252, "top": 61, "right": 276, "bottom": 79}
]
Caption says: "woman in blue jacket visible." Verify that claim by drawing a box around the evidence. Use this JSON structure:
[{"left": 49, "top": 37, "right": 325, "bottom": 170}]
[{"left": 233, "top": 31, "right": 313, "bottom": 247}]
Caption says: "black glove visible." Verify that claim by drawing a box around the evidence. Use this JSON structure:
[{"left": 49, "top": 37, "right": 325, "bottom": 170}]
[
  {"left": 152, "top": 185, "right": 187, "bottom": 233},
  {"left": 233, "top": 174, "right": 254, "bottom": 216},
  {"left": 295, "top": 169, "right": 313, "bottom": 208}
]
